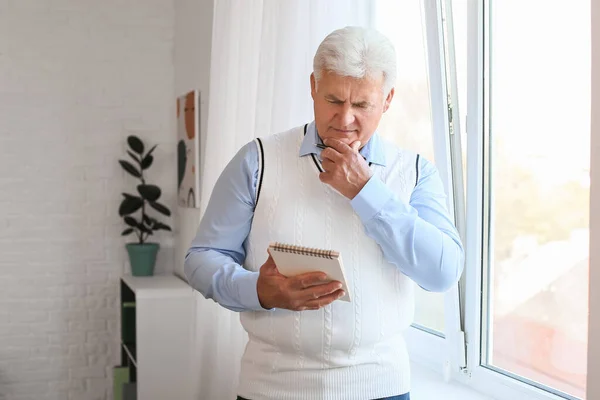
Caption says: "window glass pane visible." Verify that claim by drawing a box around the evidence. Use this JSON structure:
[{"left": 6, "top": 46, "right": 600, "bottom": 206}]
[
  {"left": 374, "top": 0, "right": 444, "bottom": 334},
  {"left": 485, "top": 1, "right": 590, "bottom": 398}
]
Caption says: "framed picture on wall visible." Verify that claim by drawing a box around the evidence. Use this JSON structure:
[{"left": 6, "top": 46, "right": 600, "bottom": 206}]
[{"left": 176, "top": 90, "right": 201, "bottom": 208}]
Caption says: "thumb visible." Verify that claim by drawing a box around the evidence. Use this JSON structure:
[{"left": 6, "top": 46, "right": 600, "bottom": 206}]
[
  {"left": 351, "top": 141, "right": 361, "bottom": 152},
  {"left": 261, "top": 257, "right": 276, "bottom": 274},
  {"left": 266, "top": 253, "right": 279, "bottom": 270}
]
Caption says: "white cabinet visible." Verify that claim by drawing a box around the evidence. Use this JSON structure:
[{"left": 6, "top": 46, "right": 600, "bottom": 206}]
[{"left": 118, "top": 275, "right": 194, "bottom": 400}]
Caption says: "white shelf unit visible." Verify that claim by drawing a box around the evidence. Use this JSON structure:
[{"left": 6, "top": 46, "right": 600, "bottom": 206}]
[{"left": 119, "top": 275, "right": 194, "bottom": 400}]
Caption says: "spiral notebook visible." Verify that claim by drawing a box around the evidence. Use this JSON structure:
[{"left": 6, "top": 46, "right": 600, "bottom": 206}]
[{"left": 268, "top": 242, "right": 351, "bottom": 302}]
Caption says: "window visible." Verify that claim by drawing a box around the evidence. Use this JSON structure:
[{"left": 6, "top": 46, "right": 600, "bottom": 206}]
[
  {"left": 371, "top": 1, "right": 591, "bottom": 398},
  {"left": 458, "top": 1, "right": 591, "bottom": 399},
  {"left": 481, "top": 0, "right": 590, "bottom": 398}
]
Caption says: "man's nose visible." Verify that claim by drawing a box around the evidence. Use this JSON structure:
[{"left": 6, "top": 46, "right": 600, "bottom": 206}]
[{"left": 338, "top": 104, "right": 355, "bottom": 127}]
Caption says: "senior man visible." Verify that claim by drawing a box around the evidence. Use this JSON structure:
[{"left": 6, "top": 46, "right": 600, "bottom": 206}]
[{"left": 185, "top": 26, "right": 464, "bottom": 400}]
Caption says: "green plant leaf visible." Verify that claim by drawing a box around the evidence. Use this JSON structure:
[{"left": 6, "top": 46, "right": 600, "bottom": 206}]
[
  {"left": 142, "top": 214, "right": 154, "bottom": 227},
  {"left": 138, "top": 224, "right": 151, "bottom": 233},
  {"left": 127, "top": 151, "right": 140, "bottom": 164},
  {"left": 119, "top": 196, "right": 143, "bottom": 216},
  {"left": 146, "top": 144, "right": 158, "bottom": 158},
  {"left": 149, "top": 201, "right": 171, "bottom": 216},
  {"left": 154, "top": 222, "right": 172, "bottom": 231},
  {"left": 127, "top": 135, "right": 144, "bottom": 154},
  {"left": 141, "top": 154, "right": 153, "bottom": 170},
  {"left": 119, "top": 160, "right": 141, "bottom": 178},
  {"left": 121, "top": 228, "right": 134, "bottom": 236},
  {"left": 124, "top": 217, "right": 139, "bottom": 227},
  {"left": 137, "top": 184, "right": 161, "bottom": 202},
  {"left": 127, "top": 217, "right": 151, "bottom": 234}
]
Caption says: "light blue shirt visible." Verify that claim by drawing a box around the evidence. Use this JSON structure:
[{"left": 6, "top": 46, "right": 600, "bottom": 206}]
[{"left": 185, "top": 122, "right": 464, "bottom": 312}]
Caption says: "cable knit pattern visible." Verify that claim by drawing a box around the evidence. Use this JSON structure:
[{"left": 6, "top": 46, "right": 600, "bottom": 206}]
[
  {"left": 348, "top": 208, "right": 362, "bottom": 360},
  {"left": 322, "top": 183, "right": 334, "bottom": 368},
  {"left": 372, "top": 241, "right": 384, "bottom": 365},
  {"left": 247, "top": 238, "right": 259, "bottom": 369},
  {"left": 293, "top": 134, "right": 305, "bottom": 371},
  {"left": 266, "top": 133, "right": 283, "bottom": 375},
  {"left": 239, "top": 125, "right": 417, "bottom": 400}
]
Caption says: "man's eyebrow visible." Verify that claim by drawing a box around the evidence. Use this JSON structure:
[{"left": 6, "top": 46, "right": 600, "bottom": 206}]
[{"left": 324, "top": 95, "right": 371, "bottom": 107}]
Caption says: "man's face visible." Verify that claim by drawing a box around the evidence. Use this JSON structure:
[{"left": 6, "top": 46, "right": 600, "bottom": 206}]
[{"left": 310, "top": 71, "right": 394, "bottom": 148}]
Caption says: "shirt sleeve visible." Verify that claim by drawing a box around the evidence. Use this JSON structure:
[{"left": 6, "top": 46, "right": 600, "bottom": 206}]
[
  {"left": 350, "top": 156, "right": 464, "bottom": 292},
  {"left": 184, "top": 141, "right": 268, "bottom": 312}
]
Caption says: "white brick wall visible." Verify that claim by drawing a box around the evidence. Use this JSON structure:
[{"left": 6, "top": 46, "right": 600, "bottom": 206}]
[{"left": 0, "top": 1, "right": 176, "bottom": 399}]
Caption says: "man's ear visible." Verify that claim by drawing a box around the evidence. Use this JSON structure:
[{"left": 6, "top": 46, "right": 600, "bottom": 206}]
[
  {"left": 383, "top": 87, "right": 395, "bottom": 113},
  {"left": 310, "top": 73, "right": 317, "bottom": 100}
]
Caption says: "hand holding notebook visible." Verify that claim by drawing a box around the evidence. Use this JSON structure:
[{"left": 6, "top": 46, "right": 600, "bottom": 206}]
[{"left": 267, "top": 242, "right": 351, "bottom": 302}]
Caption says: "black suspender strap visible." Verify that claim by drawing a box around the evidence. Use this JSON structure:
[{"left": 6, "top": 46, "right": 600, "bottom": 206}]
[
  {"left": 304, "top": 124, "right": 325, "bottom": 172},
  {"left": 415, "top": 154, "right": 420, "bottom": 188},
  {"left": 255, "top": 138, "right": 265, "bottom": 208}
]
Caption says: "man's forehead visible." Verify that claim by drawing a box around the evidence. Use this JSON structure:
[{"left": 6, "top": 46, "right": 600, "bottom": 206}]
[{"left": 318, "top": 73, "right": 384, "bottom": 96}]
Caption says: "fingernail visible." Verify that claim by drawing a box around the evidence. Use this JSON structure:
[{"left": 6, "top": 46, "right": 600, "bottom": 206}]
[
  {"left": 335, "top": 283, "right": 342, "bottom": 289},
  {"left": 338, "top": 291, "right": 345, "bottom": 297}
]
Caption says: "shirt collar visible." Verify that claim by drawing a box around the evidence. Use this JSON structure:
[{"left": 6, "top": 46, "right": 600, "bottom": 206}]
[{"left": 298, "top": 121, "right": 387, "bottom": 167}]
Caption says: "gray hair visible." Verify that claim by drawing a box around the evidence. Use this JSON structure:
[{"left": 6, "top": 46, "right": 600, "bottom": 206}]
[{"left": 313, "top": 26, "right": 397, "bottom": 95}]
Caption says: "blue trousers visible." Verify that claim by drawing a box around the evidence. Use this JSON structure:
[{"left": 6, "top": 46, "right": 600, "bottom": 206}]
[{"left": 237, "top": 395, "right": 410, "bottom": 400}]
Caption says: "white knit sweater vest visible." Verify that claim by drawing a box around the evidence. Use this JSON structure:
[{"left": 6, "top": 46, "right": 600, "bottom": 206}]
[{"left": 238, "top": 125, "right": 418, "bottom": 400}]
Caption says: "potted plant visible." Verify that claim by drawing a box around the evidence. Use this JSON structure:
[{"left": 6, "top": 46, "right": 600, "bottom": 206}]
[{"left": 118, "top": 135, "right": 172, "bottom": 276}]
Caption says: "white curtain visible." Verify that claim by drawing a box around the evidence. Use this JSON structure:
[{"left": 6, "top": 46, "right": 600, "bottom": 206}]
[{"left": 192, "top": 1, "right": 374, "bottom": 399}]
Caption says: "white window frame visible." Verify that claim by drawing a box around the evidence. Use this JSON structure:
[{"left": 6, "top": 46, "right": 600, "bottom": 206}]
[
  {"left": 404, "top": 0, "right": 467, "bottom": 377},
  {"left": 587, "top": 2, "right": 600, "bottom": 397},
  {"left": 455, "top": 1, "right": 587, "bottom": 399},
  {"left": 410, "top": 1, "right": 593, "bottom": 399}
]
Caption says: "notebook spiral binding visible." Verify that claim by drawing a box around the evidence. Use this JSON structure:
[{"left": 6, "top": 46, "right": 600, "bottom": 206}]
[{"left": 271, "top": 242, "right": 337, "bottom": 259}]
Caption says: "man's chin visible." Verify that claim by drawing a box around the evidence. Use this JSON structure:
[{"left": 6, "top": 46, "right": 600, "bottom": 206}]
[{"left": 325, "top": 138, "right": 353, "bottom": 146}]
